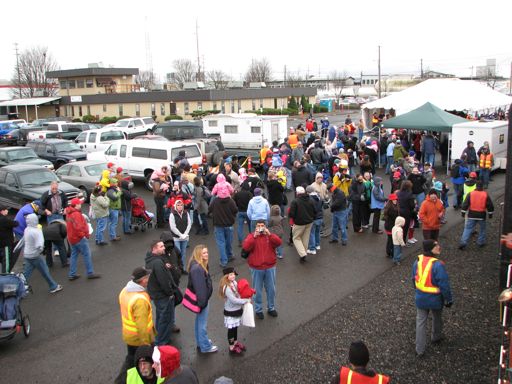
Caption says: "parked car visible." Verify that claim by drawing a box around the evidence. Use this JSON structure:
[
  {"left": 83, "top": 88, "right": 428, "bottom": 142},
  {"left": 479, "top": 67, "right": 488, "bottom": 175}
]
[
  {"left": 26, "top": 139, "right": 87, "bottom": 169},
  {"left": 55, "top": 160, "right": 131, "bottom": 202},
  {"left": 75, "top": 128, "right": 126, "bottom": 153},
  {"left": 135, "top": 135, "right": 168, "bottom": 141},
  {"left": 0, "top": 147, "right": 54, "bottom": 169},
  {"left": 181, "top": 137, "right": 221, "bottom": 165},
  {"left": 27, "top": 122, "right": 96, "bottom": 141},
  {"left": 0, "top": 129, "right": 21, "bottom": 146},
  {"left": 87, "top": 139, "right": 202, "bottom": 190},
  {"left": 0, "top": 121, "right": 24, "bottom": 138},
  {"left": 109, "top": 117, "right": 155, "bottom": 139},
  {"left": 0, "top": 164, "right": 80, "bottom": 210},
  {"left": 152, "top": 120, "right": 204, "bottom": 140}
]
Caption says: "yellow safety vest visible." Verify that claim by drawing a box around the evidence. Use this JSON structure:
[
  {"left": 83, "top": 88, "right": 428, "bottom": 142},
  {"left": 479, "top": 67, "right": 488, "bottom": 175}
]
[
  {"left": 119, "top": 288, "right": 154, "bottom": 344},
  {"left": 415, "top": 255, "right": 440, "bottom": 294}
]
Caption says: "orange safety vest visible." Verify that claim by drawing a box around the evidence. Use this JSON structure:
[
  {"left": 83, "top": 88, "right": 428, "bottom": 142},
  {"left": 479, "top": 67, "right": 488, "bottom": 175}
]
[
  {"left": 479, "top": 153, "right": 493, "bottom": 169},
  {"left": 415, "top": 255, "right": 440, "bottom": 294},
  {"left": 339, "top": 367, "right": 390, "bottom": 384},
  {"left": 468, "top": 190, "right": 488, "bottom": 212},
  {"left": 288, "top": 134, "right": 299, "bottom": 149},
  {"left": 119, "top": 288, "right": 154, "bottom": 343},
  {"left": 260, "top": 147, "right": 270, "bottom": 163}
]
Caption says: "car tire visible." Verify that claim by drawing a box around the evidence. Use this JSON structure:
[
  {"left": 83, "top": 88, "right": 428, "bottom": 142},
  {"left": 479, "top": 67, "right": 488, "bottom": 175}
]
[
  {"left": 22, "top": 315, "right": 30, "bottom": 337},
  {"left": 79, "top": 187, "right": 89, "bottom": 202},
  {"left": 145, "top": 171, "right": 154, "bottom": 191},
  {"left": 55, "top": 161, "right": 65, "bottom": 170},
  {"left": 145, "top": 129, "right": 153, "bottom": 135}
]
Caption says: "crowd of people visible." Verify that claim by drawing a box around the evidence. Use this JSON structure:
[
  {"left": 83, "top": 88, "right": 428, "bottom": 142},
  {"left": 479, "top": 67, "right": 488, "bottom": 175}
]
[{"left": 0, "top": 112, "right": 502, "bottom": 383}]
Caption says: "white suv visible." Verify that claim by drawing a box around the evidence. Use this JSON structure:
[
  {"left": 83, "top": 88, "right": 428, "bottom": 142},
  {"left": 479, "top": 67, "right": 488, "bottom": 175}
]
[{"left": 112, "top": 117, "right": 155, "bottom": 139}]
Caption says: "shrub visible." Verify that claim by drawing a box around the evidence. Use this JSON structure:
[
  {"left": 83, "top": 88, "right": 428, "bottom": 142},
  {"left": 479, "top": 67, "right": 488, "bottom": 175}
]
[
  {"left": 81, "top": 114, "right": 97, "bottom": 123},
  {"left": 72, "top": 118, "right": 82, "bottom": 122},
  {"left": 164, "top": 115, "right": 183, "bottom": 121},
  {"left": 99, "top": 116, "right": 118, "bottom": 124},
  {"left": 288, "top": 96, "right": 298, "bottom": 110},
  {"left": 313, "top": 105, "right": 329, "bottom": 113}
]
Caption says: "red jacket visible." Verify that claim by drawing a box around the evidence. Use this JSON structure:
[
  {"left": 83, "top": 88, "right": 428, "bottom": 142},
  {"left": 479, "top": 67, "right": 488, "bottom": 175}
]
[
  {"left": 418, "top": 198, "right": 445, "bottom": 230},
  {"left": 65, "top": 206, "right": 89, "bottom": 245},
  {"left": 242, "top": 232, "right": 281, "bottom": 270}
]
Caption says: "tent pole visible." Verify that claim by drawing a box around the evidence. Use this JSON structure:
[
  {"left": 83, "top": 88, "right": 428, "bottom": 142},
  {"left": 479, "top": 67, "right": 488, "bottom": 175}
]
[
  {"left": 447, "top": 132, "right": 451, "bottom": 176},
  {"left": 378, "top": 125, "right": 381, "bottom": 168}
]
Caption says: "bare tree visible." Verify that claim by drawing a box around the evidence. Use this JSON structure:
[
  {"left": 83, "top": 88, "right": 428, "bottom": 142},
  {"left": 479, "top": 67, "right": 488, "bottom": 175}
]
[
  {"left": 170, "top": 59, "right": 196, "bottom": 89},
  {"left": 329, "top": 70, "right": 348, "bottom": 102},
  {"left": 11, "top": 46, "right": 59, "bottom": 98},
  {"left": 286, "top": 71, "right": 304, "bottom": 88},
  {"left": 206, "top": 70, "right": 230, "bottom": 89},
  {"left": 244, "top": 58, "right": 272, "bottom": 83},
  {"left": 136, "top": 70, "right": 157, "bottom": 90}
]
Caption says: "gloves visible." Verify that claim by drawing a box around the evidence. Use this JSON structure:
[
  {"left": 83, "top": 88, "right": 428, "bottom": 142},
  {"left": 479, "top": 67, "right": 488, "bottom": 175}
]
[
  {"left": 489, "top": 214, "right": 493, "bottom": 219},
  {"left": 445, "top": 302, "right": 453, "bottom": 308}
]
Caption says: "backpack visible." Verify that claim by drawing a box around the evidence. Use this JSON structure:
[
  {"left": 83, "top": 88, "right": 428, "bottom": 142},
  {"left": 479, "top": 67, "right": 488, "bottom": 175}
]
[{"left": 450, "top": 164, "right": 460, "bottom": 178}]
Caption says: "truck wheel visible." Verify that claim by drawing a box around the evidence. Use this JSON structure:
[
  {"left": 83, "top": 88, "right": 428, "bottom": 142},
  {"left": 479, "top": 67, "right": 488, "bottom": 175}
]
[
  {"left": 145, "top": 129, "right": 153, "bottom": 135},
  {"left": 55, "top": 161, "right": 65, "bottom": 170},
  {"left": 145, "top": 171, "right": 154, "bottom": 191}
]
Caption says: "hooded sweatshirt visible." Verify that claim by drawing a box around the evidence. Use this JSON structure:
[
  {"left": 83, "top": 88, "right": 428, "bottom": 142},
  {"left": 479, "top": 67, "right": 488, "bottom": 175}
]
[
  {"left": 23, "top": 213, "right": 44, "bottom": 259},
  {"left": 370, "top": 177, "right": 386, "bottom": 210},
  {"left": 90, "top": 193, "right": 110, "bottom": 219},
  {"left": 145, "top": 251, "right": 176, "bottom": 300},
  {"left": 418, "top": 197, "right": 444, "bottom": 230},
  {"left": 247, "top": 195, "right": 270, "bottom": 222},
  {"left": 392, "top": 216, "right": 406, "bottom": 246},
  {"left": 65, "top": 206, "right": 89, "bottom": 245},
  {"left": 211, "top": 173, "right": 234, "bottom": 199},
  {"left": 208, "top": 196, "right": 238, "bottom": 227},
  {"left": 268, "top": 205, "right": 284, "bottom": 237}
]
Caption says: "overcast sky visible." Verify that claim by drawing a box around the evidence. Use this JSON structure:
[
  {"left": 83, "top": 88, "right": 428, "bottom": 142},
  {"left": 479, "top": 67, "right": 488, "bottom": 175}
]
[{"left": 2, "top": 0, "right": 511, "bottom": 83}]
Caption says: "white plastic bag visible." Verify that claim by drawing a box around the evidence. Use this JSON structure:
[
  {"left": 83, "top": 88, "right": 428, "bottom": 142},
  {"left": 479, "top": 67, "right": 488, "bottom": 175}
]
[{"left": 241, "top": 302, "right": 255, "bottom": 328}]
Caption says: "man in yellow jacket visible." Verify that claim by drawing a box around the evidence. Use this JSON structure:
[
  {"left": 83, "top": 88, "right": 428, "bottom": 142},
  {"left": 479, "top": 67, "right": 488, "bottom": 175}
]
[{"left": 116, "top": 267, "right": 155, "bottom": 383}]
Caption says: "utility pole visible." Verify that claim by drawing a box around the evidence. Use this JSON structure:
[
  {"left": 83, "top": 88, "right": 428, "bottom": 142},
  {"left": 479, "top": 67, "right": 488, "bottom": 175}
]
[
  {"left": 377, "top": 45, "right": 381, "bottom": 99},
  {"left": 509, "top": 62, "right": 511, "bottom": 96},
  {"left": 14, "top": 43, "right": 22, "bottom": 98},
  {"left": 195, "top": 19, "right": 202, "bottom": 82},
  {"left": 284, "top": 65, "right": 287, "bottom": 87},
  {"left": 420, "top": 58, "right": 423, "bottom": 79}
]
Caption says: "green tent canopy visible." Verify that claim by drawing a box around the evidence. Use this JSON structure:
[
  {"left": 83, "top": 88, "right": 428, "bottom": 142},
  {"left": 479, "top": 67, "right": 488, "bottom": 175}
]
[{"left": 381, "top": 102, "right": 468, "bottom": 132}]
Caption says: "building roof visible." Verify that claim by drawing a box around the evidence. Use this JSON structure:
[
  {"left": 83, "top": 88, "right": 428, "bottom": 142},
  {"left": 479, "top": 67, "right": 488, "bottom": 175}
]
[
  {"left": 46, "top": 68, "right": 139, "bottom": 78},
  {"left": 0, "top": 97, "right": 61, "bottom": 107},
  {"left": 58, "top": 87, "right": 317, "bottom": 105}
]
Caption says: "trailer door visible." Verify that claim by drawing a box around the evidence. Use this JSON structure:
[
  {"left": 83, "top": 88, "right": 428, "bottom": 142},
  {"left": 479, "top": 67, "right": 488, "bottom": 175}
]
[{"left": 271, "top": 122, "right": 279, "bottom": 143}]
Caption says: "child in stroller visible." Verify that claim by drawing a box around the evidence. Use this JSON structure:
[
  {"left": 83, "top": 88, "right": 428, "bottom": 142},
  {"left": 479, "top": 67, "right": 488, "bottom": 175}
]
[
  {"left": 0, "top": 273, "right": 30, "bottom": 341},
  {"left": 130, "top": 196, "right": 155, "bottom": 232}
]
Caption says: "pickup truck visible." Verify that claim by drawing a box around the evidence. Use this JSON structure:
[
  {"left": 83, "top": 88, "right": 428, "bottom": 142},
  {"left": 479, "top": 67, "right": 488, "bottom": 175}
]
[
  {"left": 107, "top": 117, "right": 155, "bottom": 139},
  {"left": 26, "top": 139, "right": 87, "bottom": 169},
  {"left": 27, "top": 122, "right": 95, "bottom": 141}
]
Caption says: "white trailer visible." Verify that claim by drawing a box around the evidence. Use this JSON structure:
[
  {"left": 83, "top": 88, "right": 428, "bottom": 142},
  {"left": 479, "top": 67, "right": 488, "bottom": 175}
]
[
  {"left": 202, "top": 113, "right": 288, "bottom": 165},
  {"left": 451, "top": 120, "right": 508, "bottom": 170}
]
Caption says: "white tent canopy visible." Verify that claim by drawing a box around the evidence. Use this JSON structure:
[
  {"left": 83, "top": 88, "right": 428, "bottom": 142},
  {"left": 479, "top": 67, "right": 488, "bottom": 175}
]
[{"left": 361, "top": 78, "right": 512, "bottom": 116}]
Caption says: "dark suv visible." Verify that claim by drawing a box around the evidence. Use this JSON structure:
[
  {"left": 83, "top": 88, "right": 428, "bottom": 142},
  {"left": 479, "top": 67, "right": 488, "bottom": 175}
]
[
  {"left": 0, "top": 164, "right": 80, "bottom": 210},
  {"left": 26, "top": 139, "right": 87, "bottom": 169}
]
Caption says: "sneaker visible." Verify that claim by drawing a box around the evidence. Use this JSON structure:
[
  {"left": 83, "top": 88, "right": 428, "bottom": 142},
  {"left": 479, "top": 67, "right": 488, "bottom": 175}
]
[
  {"left": 268, "top": 309, "right": 278, "bottom": 317},
  {"left": 458, "top": 244, "right": 466, "bottom": 250},
  {"left": 201, "top": 345, "right": 218, "bottom": 354},
  {"left": 50, "top": 284, "right": 63, "bottom": 294},
  {"left": 277, "top": 254, "right": 283, "bottom": 259},
  {"left": 362, "top": 225, "right": 369, "bottom": 229},
  {"left": 235, "top": 341, "right": 247, "bottom": 351},
  {"left": 68, "top": 275, "right": 81, "bottom": 281},
  {"left": 306, "top": 249, "right": 316, "bottom": 255},
  {"left": 329, "top": 239, "right": 338, "bottom": 244},
  {"left": 341, "top": 241, "right": 347, "bottom": 246},
  {"left": 411, "top": 238, "right": 418, "bottom": 243},
  {"left": 87, "top": 273, "right": 101, "bottom": 279},
  {"left": 299, "top": 256, "right": 307, "bottom": 264},
  {"left": 97, "top": 242, "right": 108, "bottom": 246},
  {"left": 316, "top": 246, "right": 321, "bottom": 250},
  {"left": 407, "top": 239, "right": 415, "bottom": 245},
  {"left": 111, "top": 237, "right": 121, "bottom": 242},
  {"left": 54, "top": 250, "right": 60, "bottom": 256},
  {"left": 255, "top": 312, "right": 264, "bottom": 320}
]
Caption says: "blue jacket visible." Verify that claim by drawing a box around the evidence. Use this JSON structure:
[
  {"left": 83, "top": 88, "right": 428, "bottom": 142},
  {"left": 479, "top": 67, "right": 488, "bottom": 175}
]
[
  {"left": 247, "top": 196, "right": 270, "bottom": 221},
  {"left": 370, "top": 181, "right": 386, "bottom": 210},
  {"left": 421, "top": 135, "right": 437, "bottom": 155},
  {"left": 412, "top": 255, "right": 453, "bottom": 310},
  {"left": 14, "top": 204, "right": 38, "bottom": 238},
  {"left": 450, "top": 163, "right": 469, "bottom": 185},
  {"left": 328, "top": 126, "right": 336, "bottom": 142}
]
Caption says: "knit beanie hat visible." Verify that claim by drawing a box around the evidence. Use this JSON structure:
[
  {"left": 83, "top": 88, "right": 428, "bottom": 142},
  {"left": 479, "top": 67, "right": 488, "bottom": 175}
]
[
  {"left": 349, "top": 341, "right": 369, "bottom": 366},
  {"left": 152, "top": 345, "right": 180, "bottom": 378},
  {"left": 423, "top": 239, "right": 437, "bottom": 254},
  {"left": 134, "top": 345, "right": 154, "bottom": 365}
]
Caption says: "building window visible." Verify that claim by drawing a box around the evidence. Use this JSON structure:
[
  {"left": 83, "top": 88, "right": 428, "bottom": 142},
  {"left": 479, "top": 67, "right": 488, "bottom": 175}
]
[
  {"left": 135, "top": 104, "right": 140, "bottom": 117},
  {"left": 151, "top": 103, "right": 156, "bottom": 116},
  {"left": 78, "top": 106, "right": 83, "bottom": 117},
  {"left": 252, "top": 100, "right": 256, "bottom": 110},
  {"left": 230, "top": 100, "right": 235, "bottom": 113},
  {"left": 60, "top": 81, "right": 67, "bottom": 89},
  {"left": 77, "top": 79, "right": 84, "bottom": 88},
  {"left": 259, "top": 99, "right": 263, "bottom": 108},
  {"left": 86, "top": 79, "right": 94, "bottom": 88},
  {"left": 118, "top": 104, "right": 123, "bottom": 116},
  {"left": 251, "top": 126, "right": 261, "bottom": 133},
  {"left": 103, "top": 104, "right": 107, "bottom": 112},
  {"left": 225, "top": 125, "right": 238, "bottom": 134},
  {"left": 87, "top": 105, "right": 91, "bottom": 115},
  {"left": 184, "top": 102, "right": 189, "bottom": 114},
  {"left": 237, "top": 100, "right": 241, "bottom": 113},
  {"left": 197, "top": 101, "right": 202, "bottom": 111},
  {"left": 221, "top": 101, "right": 225, "bottom": 113},
  {"left": 160, "top": 103, "right": 165, "bottom": 116},
  {"left": 213, "top": 102, "right": 217, "bottom": 111},
  {"left": 68, "top": 80, "right": 76, "bottom": 89}
]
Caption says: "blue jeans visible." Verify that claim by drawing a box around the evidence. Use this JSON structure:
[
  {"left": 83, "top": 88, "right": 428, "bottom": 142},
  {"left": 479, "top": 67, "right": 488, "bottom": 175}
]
[
  {"left": 214, "top": 226, "right": 233, "bottom": 266},
  {"left": 425, "top": 153, "right": 435, "bottom": 167},
  {"left": 24, "top": 257, "right": 58, "bottom": 291},
  {"left": 122, "top": 210, "right": 132, "bottom": 233},
  {"left": 308, "top": 218, "right": 323, "bottom": 250},
  {"left": 393, "top": 245, "right": 402, "bottom": 263},
  {"left": 460, "top": 219, "right": 487, "bottom": 246},
  {"left": 173, "top": 238, "right": 188, "bottom": 267},
  {"left": 276, "top": 245, "right": 283, "bottom": 257},
  {"left": 193, "top": 211, "right": 209, "bottom": 234},
  {"left": 95, "top": 216, "right": 108, "bottom": 243},
  {"left": 479, "top": 168, "right": 490, "bottom": 187},
  {"left": 250, "top": 267, "right": 276, "bottom": 314},
  {"left": 385, "top": 156, "right": 394, "bottom": 174},
  {"left": 452, "top": 183, "right": 463, "bottom": 207},
  {"left": 195, "top": 304, "right": 213, "bottom": 352},
  {"left": 331, "top": 210, "right": 348, "bottom": 242},
  {"left": 379, "top": 153, "right": 387, "bottom": 168},
  {"left": 284, "top": 168, "right": 292, "bottom": 190},
  {"left": 237, "top": 212, "right": 250, "bottom": 243},
  {"left": 69, "top": 237, "right": 94, "bottom": 277},
  {"left": 109, "top": 209, "right": 119, "bottom": 240},
  {"left": 47, "top": 213, "right": 63, "bottom": 224},
  {"left": 154, "top": 296, "right": 175, "bottom": 346}
]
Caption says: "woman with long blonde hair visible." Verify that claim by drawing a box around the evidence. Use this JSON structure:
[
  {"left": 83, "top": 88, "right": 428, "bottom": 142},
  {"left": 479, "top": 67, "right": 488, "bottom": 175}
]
[{"left": 187, "top": 244, "right": 217, "bottom": 353}]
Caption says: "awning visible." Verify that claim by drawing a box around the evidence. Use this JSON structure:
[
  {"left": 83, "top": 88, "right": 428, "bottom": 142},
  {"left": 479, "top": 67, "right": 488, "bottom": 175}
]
[{"left": 0, "top": 97, "right": 61, "bottom": 107}]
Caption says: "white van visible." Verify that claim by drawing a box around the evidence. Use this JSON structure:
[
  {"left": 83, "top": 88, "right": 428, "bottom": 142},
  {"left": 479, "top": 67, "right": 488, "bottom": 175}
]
[
  {"left": 87, "top": 139, "right": 202, "bottom": 189},
  {"left": 75, "top": 128, "right": 126, "bottom": 153}
]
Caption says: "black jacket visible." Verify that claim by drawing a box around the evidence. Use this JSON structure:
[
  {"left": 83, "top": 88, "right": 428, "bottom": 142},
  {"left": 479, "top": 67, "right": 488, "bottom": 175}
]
[
  {"left": 42, "top": 220, "right": 67, "bottom": 242},
  {"left": 407, "top": 173, "right": 427, "bottom": 195},
  {"left": 233, "top": 189, "right": 253, "bottom": 212},
  {"left": 309, "top": 194, "right": 323, "bottom": 220},
  {"left": 289, "top": 195, "right": 315, "bottom": 225},
  {"left": 330, "top": 189, "right": 347, "bottom": 212},
  {"left": 397, "top": 190, "right": 416, "bottom": 218},
  {"left": 145, "top": 251, "right": 177, "bottom": 301},
  {"left": 349, "top": 181, "right": 366, "bottom": 202},
  {"left": 189, "top": 261, "right": 213, "bottom": 310},
  {"left": 266, "top": 180, "right": 285, "bottom": 206},
  {"left": 292, "top": 166, "right": 314, "bottom": 189},
  {"left": 41, "top": 190, "right": 68, "bottom": 214},
  {"left": 208, "top": 197, "right": 238, "bottom": 227},
  {"left": 0, "top": 214, "right": 18, "bottom": 247},
  {"left": 160, "top": 231, "right": 183, "bottom": 279},
  {"left": 120, "top": 181, "right": 136, "bottom": 211}
]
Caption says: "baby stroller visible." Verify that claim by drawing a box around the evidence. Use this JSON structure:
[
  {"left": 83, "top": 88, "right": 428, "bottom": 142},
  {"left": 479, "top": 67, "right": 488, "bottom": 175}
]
[
  {"left": 131, "top": 196, "right": 155, "bottom": 232},
  {"left": 0, "top": 273, "right": 30, "bottom": 341}
]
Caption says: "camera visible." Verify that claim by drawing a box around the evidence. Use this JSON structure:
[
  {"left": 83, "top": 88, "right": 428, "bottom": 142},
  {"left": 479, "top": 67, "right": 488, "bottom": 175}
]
[{"left": 258, "top": 228, "right": 264, "bottom": 234}]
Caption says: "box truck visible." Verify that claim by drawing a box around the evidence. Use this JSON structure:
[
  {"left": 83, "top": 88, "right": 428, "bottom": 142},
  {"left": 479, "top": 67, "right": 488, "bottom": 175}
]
[{"left": 451, "top": 120, "right": 508, "bottom": 170}]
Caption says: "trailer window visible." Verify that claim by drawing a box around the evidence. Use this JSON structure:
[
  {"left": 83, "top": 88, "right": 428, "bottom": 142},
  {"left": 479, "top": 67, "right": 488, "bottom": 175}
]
[
  {"left": 250, "top": 126, "right": 261, "bottom": 134},
  {"left": 225, "top": 125, "right": 238, "bottom": 134}
]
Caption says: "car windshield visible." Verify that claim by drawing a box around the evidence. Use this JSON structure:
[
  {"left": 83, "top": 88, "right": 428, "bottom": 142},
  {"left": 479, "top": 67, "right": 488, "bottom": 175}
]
[
  {"left": 19, "top": 170, "right": 58, "bottom": 187},
  {"left": 115, "top": 121, "right": 130, "bottom": 127},
  {"left": 100, "top": 131, "right": 125, "bottom": 141},
  {"left": 6, "top": 149, "right": 38, "bottom": 161},
  {"left": 55, "top": 142, "right": 81, "bottom": 153},
  {"left": 84, "top": 163, "right": 107, "bottom": 177}
]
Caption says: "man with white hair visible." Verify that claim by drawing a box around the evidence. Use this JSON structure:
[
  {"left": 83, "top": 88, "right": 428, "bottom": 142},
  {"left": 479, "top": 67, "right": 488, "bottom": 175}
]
[{"left": 289, "top": 186, "right": 315, "bottom": 263}]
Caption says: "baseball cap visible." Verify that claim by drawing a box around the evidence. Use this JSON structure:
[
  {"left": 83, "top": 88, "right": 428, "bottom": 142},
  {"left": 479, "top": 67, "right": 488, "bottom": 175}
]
[{"left": 69, "top": 198, "right": 84, "bottom": 206}]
